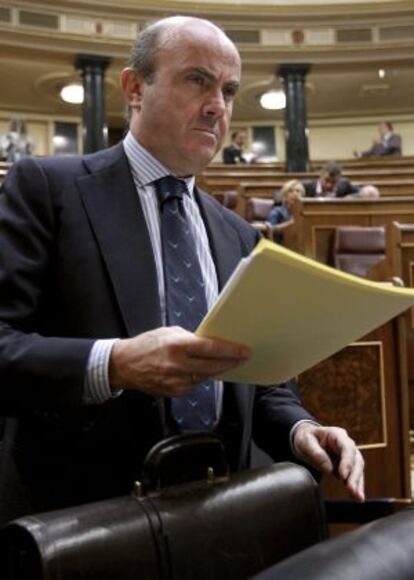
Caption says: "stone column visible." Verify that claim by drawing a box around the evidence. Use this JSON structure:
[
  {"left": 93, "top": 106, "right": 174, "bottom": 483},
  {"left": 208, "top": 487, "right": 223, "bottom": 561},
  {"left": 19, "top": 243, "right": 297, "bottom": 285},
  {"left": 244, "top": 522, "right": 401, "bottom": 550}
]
[
  {"left": 75, "top": 54, "right": 111, "bottom": 153},
  {"left": 278, "top": 64, "right": 311, "bottom": 172}
]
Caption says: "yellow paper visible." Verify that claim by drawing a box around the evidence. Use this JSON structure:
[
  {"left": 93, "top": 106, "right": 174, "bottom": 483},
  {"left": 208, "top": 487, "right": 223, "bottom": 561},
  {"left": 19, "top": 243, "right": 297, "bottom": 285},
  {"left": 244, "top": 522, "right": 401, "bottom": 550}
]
[{"left": 196, "top": 238, "right": 414, "bottom": 385}]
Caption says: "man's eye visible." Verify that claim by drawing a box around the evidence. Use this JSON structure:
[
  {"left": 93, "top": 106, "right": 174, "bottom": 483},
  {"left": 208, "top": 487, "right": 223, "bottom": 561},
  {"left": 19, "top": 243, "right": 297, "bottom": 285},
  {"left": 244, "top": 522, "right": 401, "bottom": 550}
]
[
  {"left": 189, "top": 75, "right": 206, "bottom": 86},
  {"left": 223, "top": 87, "right": 237, "bottom": 101}
]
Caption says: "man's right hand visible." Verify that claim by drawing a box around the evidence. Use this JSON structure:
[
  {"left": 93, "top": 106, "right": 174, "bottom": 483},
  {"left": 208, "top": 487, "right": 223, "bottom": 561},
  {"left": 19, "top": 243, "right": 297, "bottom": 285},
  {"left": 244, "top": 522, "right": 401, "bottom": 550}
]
[{"left": 108, "top": 326, "right": 250, "bottom": 397}]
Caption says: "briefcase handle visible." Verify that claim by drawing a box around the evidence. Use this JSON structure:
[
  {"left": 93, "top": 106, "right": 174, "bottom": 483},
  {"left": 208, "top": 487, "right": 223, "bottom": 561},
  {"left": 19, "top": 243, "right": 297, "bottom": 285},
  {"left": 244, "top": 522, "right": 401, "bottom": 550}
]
[{"left": 139, "top": 433, "right": 229, "bottom": 494}]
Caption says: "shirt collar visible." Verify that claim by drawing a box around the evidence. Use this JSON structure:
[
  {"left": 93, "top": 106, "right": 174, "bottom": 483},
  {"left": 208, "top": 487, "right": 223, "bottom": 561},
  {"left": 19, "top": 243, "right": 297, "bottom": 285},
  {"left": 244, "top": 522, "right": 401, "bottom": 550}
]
[{"left": 123, "top": 130, "right": 195, "bottom": 196}]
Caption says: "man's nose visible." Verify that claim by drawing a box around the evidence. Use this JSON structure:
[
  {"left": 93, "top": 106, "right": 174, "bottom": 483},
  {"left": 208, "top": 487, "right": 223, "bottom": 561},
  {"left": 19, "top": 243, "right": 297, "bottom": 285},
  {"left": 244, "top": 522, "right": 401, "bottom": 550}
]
[{"left": 202, "top": 89, "right": 226, "bottom": 117}]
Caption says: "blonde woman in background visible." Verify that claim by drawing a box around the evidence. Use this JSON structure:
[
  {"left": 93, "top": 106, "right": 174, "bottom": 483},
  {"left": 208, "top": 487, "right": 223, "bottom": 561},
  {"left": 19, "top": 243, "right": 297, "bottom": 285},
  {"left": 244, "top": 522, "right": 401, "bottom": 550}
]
[{"left": 268, "top": 179, "right": 304, "bottom": 244}]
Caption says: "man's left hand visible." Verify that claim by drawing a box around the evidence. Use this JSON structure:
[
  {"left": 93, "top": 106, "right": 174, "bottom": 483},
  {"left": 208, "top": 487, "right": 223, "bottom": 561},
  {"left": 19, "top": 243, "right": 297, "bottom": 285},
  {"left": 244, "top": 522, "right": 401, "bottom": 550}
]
[{"left": 293, "top": 423, "right": 365, "bottom": 502}]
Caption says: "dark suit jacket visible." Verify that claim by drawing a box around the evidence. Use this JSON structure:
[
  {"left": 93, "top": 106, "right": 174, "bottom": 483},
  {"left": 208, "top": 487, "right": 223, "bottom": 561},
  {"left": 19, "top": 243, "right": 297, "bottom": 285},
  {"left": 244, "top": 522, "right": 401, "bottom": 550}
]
[
  {"left": 222, "top": 144, "right": 246, "bottom": 164},
  {"left": 304, "top": 177, "right": 359, "bottom": 198},
  {"left": 0, "top": 143, "right": 314, "bottom": 523},
  {"left": 361, "top": 133, "right": 402, "bottom": 157}
]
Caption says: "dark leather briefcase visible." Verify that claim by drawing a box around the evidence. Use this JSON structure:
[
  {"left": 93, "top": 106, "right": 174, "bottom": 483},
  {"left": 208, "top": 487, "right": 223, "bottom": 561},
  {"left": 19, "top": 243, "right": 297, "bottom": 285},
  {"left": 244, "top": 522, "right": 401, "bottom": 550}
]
[{"left": 0, "top": 434, "right": 327, "bottom": 580}]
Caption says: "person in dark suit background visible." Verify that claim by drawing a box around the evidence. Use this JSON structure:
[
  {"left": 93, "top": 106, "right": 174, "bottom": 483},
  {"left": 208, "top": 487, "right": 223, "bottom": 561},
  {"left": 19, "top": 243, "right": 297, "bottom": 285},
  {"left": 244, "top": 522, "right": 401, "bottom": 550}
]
[
  {"left": 222, "top": 129, "right": 248, "bottom": 164},
  {"left": 0, "top": 16, "right": 364, "bottom": 525},
  {"left": 303, "top": 161, "right": 360, "bottom": 198},
  {"left": 355, "top": 121, "right": 402, "bottom": 157}
]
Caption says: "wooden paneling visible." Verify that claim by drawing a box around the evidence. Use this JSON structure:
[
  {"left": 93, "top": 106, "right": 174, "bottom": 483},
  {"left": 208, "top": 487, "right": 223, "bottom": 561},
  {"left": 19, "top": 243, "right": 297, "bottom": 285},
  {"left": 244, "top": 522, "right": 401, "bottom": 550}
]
[
  {"left": 384, "top": 222, "right": 414, "bottom": 429},
  {"left": 300, "top": 342, "right": 386, "bottom": 448},
  {"left": 299, "top": 315, "right": 411, "bottom": 500}
]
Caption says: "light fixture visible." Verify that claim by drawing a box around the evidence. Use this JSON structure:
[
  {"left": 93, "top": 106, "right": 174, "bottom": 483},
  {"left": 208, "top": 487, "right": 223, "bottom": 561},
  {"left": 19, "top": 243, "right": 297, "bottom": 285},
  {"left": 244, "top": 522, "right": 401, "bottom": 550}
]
[
  {"left": 52, "top": 135, "right": 67, "bottom": 147},
  {"left": 60, "top": 83, "right": 84, "bottom": 104},
  {"left": 260, "top": 89, "right": 286, "bottom": 110},
  {"left": 378, "top": 69, "right": 386, "bottom": 79}
]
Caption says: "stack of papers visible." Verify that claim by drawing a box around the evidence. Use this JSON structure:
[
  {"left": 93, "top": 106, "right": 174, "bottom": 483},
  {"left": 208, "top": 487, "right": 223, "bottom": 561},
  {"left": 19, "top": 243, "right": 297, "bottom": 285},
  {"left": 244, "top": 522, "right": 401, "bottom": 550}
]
[{"left": 197, "top": 239, "right": 414, "bottom": 385}]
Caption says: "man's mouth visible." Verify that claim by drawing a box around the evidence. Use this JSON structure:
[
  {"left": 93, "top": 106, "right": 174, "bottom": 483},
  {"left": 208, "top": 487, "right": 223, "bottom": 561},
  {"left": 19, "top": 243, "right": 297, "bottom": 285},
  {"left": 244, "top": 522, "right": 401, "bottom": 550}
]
[{"left": 194, "top": 127, "right": 217, "bottom": 139}]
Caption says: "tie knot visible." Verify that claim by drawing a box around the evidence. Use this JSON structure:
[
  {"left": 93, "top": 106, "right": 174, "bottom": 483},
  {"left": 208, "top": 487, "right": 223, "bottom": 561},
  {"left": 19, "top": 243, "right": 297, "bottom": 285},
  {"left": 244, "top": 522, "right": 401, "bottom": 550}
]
[{"left": 154, "top": 175, "right": 188, "bottom": 206}]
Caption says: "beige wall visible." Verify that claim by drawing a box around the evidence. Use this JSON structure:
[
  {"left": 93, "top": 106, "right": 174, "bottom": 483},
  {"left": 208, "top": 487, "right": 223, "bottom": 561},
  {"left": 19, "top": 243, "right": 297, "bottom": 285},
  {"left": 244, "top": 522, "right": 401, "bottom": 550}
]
[
  {"left": 308, "top": 116, "right": 414, "bottom": 160},
  {"left": 219, "top": 114, "right": 414, "bottom": 163},
  {"left": 2, "top": 109, "right": 412, "bottom": 162},
  {"left": 0, "top": 111, "right": 81, "bottom": 156}
]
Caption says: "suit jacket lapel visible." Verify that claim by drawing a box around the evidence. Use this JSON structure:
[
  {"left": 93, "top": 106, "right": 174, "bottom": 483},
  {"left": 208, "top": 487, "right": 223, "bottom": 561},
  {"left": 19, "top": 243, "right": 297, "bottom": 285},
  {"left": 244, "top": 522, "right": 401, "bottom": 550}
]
[
  {"left": 195, "top": 188, "right": 243, "bottom": 290},
  {"left": 77, "top": 144, "right": 162, "bottom": 337}
]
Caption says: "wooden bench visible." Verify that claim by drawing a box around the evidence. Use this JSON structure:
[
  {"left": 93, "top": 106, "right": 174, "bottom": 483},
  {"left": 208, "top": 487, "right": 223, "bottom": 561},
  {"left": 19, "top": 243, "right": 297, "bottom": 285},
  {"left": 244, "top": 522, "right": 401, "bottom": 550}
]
[
  {"left": 199, "top": 179, "right": 414, "bottom": 219},
  {"left": 202, "top": 168, "right": 414, "bottom": 182},
  {"left": 208, "top": 156, "right": 414, "bottom": 172},
  {"left": 286, "top": 197, "right": 414, "bottom": 264},
  {"left": 237, "top": 180, "right": 414, "bottom": 202}
]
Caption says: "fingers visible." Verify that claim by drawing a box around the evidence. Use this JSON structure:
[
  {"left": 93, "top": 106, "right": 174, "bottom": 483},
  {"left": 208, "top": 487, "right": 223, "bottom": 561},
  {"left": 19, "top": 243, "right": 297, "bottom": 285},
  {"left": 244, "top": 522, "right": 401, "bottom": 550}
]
[
  {"left": 108, "top": 326, "right": 251, "bottom": 397},
  {"left": 293, "top": 423, "right": 365, "bottom": 502},
  {"left": 170, "top": 329, "right": 251, "bottom": 379},
  {"left": 345, "top": 449, "right": 365, "bottom": 502},
  {"left": 185, "top": 332, "right": 251, "bottom": 362},
  {"left": 293, "top": 425, "right": 334, "bottom": 474},
  {"left": 325, "top": 428, "right": 365, "bottom": 502}
]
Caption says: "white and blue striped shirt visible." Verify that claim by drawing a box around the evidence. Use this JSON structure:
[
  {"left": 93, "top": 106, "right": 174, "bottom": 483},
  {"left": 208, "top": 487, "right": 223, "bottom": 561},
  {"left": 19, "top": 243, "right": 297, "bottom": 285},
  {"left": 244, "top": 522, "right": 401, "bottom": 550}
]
[{"left": 84, "top": 132, "right": 220, "bottom": 405}]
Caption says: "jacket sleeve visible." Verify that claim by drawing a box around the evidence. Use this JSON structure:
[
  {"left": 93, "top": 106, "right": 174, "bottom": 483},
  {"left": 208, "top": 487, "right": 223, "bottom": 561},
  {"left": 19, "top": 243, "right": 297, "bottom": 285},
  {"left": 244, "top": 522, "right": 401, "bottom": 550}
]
[
  {"left": 222, "top": 146, "right": 235, "bottom": 164},
  {"left": 383, "top": 134, "right": 402, "bottom": 156},
  {"left": 0, "top": 158, "right": 94, "bottom": 414},
  {"left": 252, "top": 381, "right": 317, "bottom": 463}
]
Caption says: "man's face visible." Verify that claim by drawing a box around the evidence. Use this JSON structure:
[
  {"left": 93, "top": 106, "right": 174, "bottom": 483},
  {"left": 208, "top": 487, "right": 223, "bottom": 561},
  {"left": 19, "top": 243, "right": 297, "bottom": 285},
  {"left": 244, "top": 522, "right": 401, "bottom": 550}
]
[
  {"left": 321, "top": 172, "right": 338, "bottom": 192},
  {"left": 129, "top": 23, "right": 241, "bottom": 176},
  {"left": 235, "top": 131, "right": 247, "bottom": 148}
]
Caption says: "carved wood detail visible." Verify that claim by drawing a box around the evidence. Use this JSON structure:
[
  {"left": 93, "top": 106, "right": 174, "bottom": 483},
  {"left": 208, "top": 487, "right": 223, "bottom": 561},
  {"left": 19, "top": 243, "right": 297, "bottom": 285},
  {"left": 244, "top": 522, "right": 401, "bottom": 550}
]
[{"left": 299, "top": 342, "right": 385, "bottom": 447}]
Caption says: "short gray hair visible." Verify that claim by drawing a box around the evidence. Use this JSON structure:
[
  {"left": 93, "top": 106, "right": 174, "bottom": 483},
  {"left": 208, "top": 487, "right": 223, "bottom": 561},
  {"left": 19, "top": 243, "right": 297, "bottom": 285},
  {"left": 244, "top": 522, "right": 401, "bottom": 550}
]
[
  {"left": 123, "top": 20, "right": 164, "bottom": 121},
  {"left": 128, "top": 20, "right": 166, "bottom": 84}
]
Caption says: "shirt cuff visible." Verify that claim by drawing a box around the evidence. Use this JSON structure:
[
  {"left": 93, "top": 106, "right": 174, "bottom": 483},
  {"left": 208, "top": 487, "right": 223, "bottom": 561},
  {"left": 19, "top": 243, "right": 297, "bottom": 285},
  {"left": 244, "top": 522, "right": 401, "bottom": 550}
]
[{"left": 83, "top": 339, "right": 123, "bottom": 404}]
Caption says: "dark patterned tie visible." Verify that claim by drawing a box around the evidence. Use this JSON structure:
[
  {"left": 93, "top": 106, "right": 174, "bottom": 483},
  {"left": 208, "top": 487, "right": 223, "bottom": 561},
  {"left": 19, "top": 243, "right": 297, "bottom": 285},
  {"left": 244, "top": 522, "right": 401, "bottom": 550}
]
[{"left": 154, "top": 175, "right": 216, "bottom": 431}]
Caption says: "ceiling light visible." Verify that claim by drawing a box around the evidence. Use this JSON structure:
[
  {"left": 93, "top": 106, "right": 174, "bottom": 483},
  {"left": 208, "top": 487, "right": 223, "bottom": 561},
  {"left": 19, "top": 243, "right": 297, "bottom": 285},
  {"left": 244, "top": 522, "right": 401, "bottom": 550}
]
[
  {"left": 260, "top": 89, "right": 286, "bottom": 110},
  {"left": 378, "top": 69, "right": 386, "bottom": 79},
  {"left": 60, "top": 83, "right": 84, "bottom": 104}
]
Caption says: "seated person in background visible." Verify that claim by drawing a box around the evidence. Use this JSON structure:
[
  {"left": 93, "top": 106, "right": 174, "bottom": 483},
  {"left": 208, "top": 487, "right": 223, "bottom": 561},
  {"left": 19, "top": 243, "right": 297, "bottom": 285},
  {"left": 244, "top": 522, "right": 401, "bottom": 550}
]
[
  {"left": 346, "top": 184, "right": 381, "bottom": 199},
  {"left": 303, "top": 161, "right": 359, "bottom": 198},
  {"left": 222, "top": 129, "right": 248, "bottom": 164},
  {"left": 0, "top": 116, "right": 34, "bottom": 163},
  {"left": 355, "top": 121, "right": 402, "bottom": 157},
  {"left": 268, "top": 180, "right": 304, "bottom": 244}
]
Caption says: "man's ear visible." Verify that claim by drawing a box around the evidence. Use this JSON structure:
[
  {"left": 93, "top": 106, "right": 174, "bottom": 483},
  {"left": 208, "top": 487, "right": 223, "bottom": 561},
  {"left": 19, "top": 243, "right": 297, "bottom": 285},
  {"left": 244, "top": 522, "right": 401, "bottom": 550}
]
[{"left": 120, "top": 67, "right": 145, "bottom": 112}]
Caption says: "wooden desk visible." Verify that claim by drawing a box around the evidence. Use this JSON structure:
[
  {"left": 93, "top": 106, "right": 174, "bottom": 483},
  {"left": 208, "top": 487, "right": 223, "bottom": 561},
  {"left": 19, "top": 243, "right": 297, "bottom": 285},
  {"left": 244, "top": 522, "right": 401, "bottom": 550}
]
[
  {"left": 384, "top": 222, "right": 414, "bottom": 429},
  {"left": 290, "top": 197, "right": 414, "bottom": 264},
  {"left": 299, "top": 313, "right": 411, "bottom": 500}
]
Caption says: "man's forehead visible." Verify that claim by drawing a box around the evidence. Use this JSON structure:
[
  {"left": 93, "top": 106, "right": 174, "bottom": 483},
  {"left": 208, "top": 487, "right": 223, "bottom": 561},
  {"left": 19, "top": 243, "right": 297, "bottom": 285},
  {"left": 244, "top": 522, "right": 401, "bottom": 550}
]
[{"left": 161, "top": 22, "right": 240, "bottom": 65}]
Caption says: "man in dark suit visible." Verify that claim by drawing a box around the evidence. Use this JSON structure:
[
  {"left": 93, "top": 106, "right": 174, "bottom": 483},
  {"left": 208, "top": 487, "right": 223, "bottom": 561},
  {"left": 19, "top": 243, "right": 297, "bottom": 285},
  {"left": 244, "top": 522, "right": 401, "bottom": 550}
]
[
  {"left": 0, "top": 16, "right": 364, "bottom": 525},
  {"left": 357, "top": 121, "right": 402, "bottom": 157},
  {"left": 222, "top": 129, "right": 247, "bottom": 164},
  {"left": 303, "top": 161, "right": 359, "bottom": 198}
]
